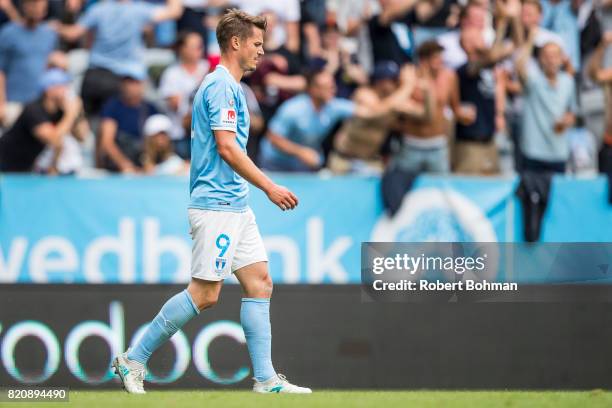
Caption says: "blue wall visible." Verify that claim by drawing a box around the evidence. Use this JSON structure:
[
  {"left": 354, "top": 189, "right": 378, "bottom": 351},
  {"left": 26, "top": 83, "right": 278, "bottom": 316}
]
[{"left": 0, "top": 174, "right": 610, "bottom": 283}]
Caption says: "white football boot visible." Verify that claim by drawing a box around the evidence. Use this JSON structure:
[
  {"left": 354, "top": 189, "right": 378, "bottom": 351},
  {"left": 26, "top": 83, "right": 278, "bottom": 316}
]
[
  {"left": 253, "top": 373, "right": 312, "bottom": 394},
  {"left": 112, "top": 350, "right": 146, "bottom": 394}
]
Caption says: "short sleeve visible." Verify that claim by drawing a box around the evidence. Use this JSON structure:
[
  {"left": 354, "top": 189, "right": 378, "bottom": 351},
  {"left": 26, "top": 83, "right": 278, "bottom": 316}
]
[
  {"left": 205, "top": 79, "right": 239, "bottom": 132},
  {"left": 78, "top": 3, "right": 103, "bottom": 29},
  {"left": 0, "top": 26, "right": 10, "bottom": 72},
  {"left": 100, "top": 98, "right": 118, "bottom": 120},
  {"left": 268, "top": 99, "right": 296, "bottom": 138},
  {"left": 23, "top": 103, "right": 52, "bottom": 134},
  {"left": 330, "top": 98, "right": 355, "bottom": 121},
  {"left": 129, "top": 2, "right": 159, "bottom": 26}
]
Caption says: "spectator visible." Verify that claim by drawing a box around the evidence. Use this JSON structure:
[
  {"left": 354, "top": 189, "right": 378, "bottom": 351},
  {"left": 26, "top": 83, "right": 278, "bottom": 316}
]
[
  {"left": 0, "top": 69, "right": 84, "bottom": 172},
  {"left": 520, "top": 0, "right": 573, "bottom": 71},
  {"left": 36, "top": 55, "right": 92, "bottom": 174},
  {"left": 301, "top": 0, "right": 326, "bottom": 59},
  {"left": 34, "top": 117, "right": 90, "bottom": 174},
  {"left": 241, "top": 82, "right": 266, "bottom": 160},
  {"left": 176, "top": 0, "right": 212, "bottom": 51},
  {"left": 453, "top": 21, "right": 514, "bottom": 175},
  {"left": 248, "top": 11, "right": 306, "bottom": 120},
  {"left": 438, "top": 1, "right": 495, "bottom": 69},
  {"left": 588, "top": 31, "right": 612, "bottom": 173},
  {"left": 0, "top": 0, "right": 21, "bottom": 27},
  {"left": 158, "top": 31, "right": 208, "bottom": 159},
  {"left": 56, "top": 0, "right": 182, "bottom": 116},
  {"left": 98, "top": 69, "right": 159, "bottom": 173},
  {"left": 326, "top": 0, "right": 380, "bottom": 73},
  {"left": 0, "top": 0, "right": 58, "bottom": 128},
  {"left": 237, "top": 0, "right": 301, "bottom": 55},
  {"left": 390, "top": 40, "right": 475, "bottom": 174},
  {"left": 412, "top": 0, "right": 456, "bottom": 46},
  {"left": 320, "top": 23, "right": 368, "bottom": 99},
  {"left": 144, "top": 0, "right": 177, "bottom": 47},
  {"left": 259, "top": 70, "right": 355, "bottom": 172},
  {"left": 329, "top": 62, "right": 431, "bottom": 174},
  {"left": 541, "top": 0, "right": 580, "bottom": 69},
  {"left": 515, "top": 32, "right": 577, "bottom": 173},
  {"left": 368, "top": 0, "right": 417, "bottom": 65},
  {"left": 141, "top": 113, "right": 189, "bottom": 175}
]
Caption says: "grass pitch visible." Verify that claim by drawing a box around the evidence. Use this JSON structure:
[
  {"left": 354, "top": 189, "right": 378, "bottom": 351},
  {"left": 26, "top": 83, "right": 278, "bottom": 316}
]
[{"left": 11, "top": 390, "right": 612, "bottom": 408}]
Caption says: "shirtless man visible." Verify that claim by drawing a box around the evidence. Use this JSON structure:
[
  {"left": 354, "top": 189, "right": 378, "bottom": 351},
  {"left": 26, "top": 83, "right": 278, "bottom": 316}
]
[
  {"left": 392, "top": 40, "right": 475, "bottom": 173},
  {"left": 588, "top": 32, "right": 612, "bottom": 173},
  {"left": 329, "top": 61, "right": 432, "bottom": 173}
]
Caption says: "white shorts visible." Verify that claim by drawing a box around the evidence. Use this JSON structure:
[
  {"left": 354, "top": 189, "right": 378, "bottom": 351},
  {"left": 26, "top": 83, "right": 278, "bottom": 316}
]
[{"left": 188, "top": 207, "right": 268, "bottom": 281}]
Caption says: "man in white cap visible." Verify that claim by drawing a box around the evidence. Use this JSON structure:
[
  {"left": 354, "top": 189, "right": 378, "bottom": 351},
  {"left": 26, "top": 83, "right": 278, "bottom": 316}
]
[{"left": 141, "top": 113, "right": 188, "bottom": 175}]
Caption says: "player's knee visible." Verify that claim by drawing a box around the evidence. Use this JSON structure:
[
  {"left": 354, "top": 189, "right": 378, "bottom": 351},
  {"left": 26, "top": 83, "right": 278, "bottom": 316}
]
[
  {"left": 188, "top": 287, "right": 220, "bottom": 311},
  {"left": 194, "top": 291, "right": 219, "bottom": 311},
  {"left": 263, "top": 273, "right": 273, "bottom": 297}
]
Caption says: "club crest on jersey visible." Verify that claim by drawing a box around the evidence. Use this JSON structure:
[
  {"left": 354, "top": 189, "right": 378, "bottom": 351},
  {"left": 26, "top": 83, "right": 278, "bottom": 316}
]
[
  {"left": 221, "top": 108, "right": 237, "bottom": 127},
  {"left": 215, "top": 257, "right": 227, "bottom": 274}
]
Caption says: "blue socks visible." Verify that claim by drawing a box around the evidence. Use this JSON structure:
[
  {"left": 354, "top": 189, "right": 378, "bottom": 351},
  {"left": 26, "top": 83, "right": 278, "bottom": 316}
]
[
  {"left": 128, "top": 289, "right": 199, "bottom": 365},
  {"left": 241, "top": 298, "right": 276, "bottom": 382},
  {"left": 127, "top": 290, "right": 276, "bottom": 383}
]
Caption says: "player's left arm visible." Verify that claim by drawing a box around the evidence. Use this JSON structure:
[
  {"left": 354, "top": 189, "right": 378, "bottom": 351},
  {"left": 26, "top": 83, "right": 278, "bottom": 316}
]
[{"left": 214, "top": 130, "right": 298, "bottom": 211}]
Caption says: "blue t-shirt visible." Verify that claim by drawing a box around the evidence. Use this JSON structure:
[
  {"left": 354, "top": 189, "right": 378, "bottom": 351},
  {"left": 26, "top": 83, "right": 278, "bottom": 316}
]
[
  {"left": 521, "top": 64, "right": 577, "bottom": 162},
  {"left": 100, "top": 96, "right": 158, "bottom": 139},
  {"left": 78, "top": 1, "right": 158, "bottom": 76},
  {"left": 0, "top": 22, "right": 57, "bottom": 102},
  {"left": 259, "top": 94, "right": 355, "bottom": 171},
  {"left": 189, "top": 65, "right": 250, "bottom": 212}
]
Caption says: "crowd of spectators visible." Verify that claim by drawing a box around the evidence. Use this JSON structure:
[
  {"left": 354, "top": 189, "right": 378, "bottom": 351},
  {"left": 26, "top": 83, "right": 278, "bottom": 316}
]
[{"left": 0, "top": 0, "right": 610, "bottom": 177}]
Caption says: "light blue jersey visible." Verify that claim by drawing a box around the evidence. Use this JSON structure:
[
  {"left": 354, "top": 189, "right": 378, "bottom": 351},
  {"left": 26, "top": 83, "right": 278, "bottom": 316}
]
[
  {"left": 259, "top": 94, "right": 354, "bottom": 172},
  {"left": 190, "top": 65, "right": 250, "bottom": 212}
]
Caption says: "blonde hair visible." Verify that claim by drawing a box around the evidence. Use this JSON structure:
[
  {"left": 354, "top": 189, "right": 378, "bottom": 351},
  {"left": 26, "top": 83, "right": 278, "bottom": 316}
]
[{"left": 141, "top": 135, "right": 173, "bottom": 173}]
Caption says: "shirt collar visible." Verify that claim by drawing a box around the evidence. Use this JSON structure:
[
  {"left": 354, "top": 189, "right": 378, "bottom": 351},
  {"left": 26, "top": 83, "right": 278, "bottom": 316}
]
[{"left": 216, "top": 64, "right": 237, "bottom": 84}]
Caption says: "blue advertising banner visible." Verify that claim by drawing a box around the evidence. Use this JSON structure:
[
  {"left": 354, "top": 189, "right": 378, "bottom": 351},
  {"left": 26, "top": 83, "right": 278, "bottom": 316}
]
[{"left": 1, "top": 174, "right": 611, "bottom": 284}]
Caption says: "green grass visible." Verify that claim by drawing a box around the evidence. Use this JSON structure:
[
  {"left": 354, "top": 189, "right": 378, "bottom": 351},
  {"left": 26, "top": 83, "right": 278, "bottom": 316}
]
[{"left": 6, "top": 390, "right": 612, "bottom": 408}]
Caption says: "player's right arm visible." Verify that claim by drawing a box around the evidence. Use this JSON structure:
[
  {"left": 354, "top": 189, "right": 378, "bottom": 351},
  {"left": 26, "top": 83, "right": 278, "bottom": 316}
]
[
  {"left": 214, "top": 130, "right": 298, "bottom": 211},
  {"left": 206, "top": 78, "right": 298, "bottom": 211}
]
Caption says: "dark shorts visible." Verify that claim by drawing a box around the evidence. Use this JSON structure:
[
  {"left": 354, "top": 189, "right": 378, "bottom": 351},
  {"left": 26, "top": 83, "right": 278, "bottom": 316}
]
[
  {"left": 80, "top": 67, "right": 121, "bottom": 117},
  {"left": 522, "top": 157, "right": 566, "bottom": 173}
]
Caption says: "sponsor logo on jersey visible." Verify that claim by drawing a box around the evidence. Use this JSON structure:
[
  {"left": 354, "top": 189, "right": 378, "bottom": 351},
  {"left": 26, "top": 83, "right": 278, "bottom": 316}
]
[{"left": 221, "top": 108, "right": 237, "bottom": 127}]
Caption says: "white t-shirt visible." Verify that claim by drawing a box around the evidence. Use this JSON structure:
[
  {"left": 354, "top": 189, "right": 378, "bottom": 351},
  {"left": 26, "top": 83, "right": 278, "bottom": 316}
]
[
  {"left": 35, "top": 135, "right": 83, "bottom": 174},
  {"left": 158, "top": 60, "right": 209, "bottom": 140},
  {"left": 439, "top": 28, "right": 495, "bottom": 69},
  {"left": 154, "top": 154, "right": 187, "bottom": 175}
]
